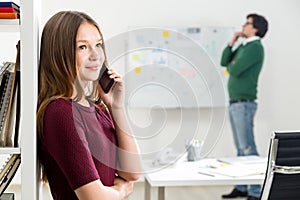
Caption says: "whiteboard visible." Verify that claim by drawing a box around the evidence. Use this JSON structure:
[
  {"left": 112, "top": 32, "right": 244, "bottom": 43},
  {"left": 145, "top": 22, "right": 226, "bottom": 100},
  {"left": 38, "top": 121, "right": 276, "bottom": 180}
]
[{"left": 124, "top": 27, "right": 234, "bottom": 108}]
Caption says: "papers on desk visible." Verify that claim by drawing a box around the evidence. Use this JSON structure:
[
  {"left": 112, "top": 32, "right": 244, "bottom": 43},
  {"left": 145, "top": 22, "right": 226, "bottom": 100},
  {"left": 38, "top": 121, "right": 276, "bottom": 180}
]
[
  {"left": 217, "top": 155, "right": 266, "bottom": 165},
  {"left": 199, "top": 156, "right": 267, "bottom": 178},
  {"left": 208, "top": 164, "right": 264, "bottom": 177}
]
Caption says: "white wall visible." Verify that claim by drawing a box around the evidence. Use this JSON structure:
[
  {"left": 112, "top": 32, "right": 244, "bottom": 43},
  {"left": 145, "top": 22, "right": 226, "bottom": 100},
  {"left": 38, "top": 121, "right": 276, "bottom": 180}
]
[
  {"left": 39, "top": 0, "right": 300, "bottom": 159},
  {"left": 0, "top": 0, "right": 297, "bottom": 167}
]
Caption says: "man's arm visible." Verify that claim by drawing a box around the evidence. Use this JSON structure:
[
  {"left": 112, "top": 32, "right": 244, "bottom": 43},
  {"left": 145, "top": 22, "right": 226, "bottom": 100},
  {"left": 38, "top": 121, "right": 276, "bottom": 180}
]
[{"left": 227, "top": 43, "right": 263, "bottom": 77}]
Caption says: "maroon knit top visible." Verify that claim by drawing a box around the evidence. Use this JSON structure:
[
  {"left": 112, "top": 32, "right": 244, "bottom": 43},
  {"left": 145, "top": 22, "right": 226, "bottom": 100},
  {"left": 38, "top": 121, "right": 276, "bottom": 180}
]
[{"left": 39, "top": 98, "right": 117, "bottom": 200}]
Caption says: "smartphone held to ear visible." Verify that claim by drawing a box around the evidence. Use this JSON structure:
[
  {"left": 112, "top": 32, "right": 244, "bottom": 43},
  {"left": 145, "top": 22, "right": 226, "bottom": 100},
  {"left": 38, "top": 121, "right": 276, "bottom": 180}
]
[{"left": 98, "top": 64, "right": 115, "bottom": 93}]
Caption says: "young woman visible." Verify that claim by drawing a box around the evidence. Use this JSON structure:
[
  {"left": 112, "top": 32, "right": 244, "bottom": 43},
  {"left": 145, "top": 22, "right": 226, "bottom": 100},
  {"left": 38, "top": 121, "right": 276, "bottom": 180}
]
[{"left": 37, "top": 11, "right": 141, "bottom": 200}]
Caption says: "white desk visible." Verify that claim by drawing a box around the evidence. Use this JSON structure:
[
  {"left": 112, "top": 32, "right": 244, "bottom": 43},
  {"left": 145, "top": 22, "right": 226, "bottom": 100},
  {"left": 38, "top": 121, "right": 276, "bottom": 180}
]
[{"left": 144, "top": 158, "right": 266, "bottom": 200}]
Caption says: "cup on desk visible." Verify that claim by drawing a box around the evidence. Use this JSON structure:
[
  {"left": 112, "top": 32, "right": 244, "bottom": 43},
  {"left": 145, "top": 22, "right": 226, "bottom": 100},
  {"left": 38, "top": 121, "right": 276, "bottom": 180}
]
[{"left": 186, "top": 139, "right": 202, "bottom": 161}]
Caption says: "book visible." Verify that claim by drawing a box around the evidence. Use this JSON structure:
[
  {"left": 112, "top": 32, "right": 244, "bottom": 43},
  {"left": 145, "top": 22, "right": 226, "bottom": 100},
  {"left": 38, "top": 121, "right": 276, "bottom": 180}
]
[
  {"left": 0, "top": 2, "right": 19, "bottom": 11},
  {"left": 0, "top": 154, "right": 20, "bottom": 196},
  {"left": 4, "top": 84, "right": 18, "bottom": 147},
  {"left": 0, "top": 193, "right": 14, "bottom": 200},
  {"left": 0, "top": 7, "right": 19, "bottom": 13},
  {"left": 0, "top": 63, "right": 13, "bottom": 78},
  {"left": 6, "top": 41, "right": 20, "bottom": 147},
  {"left": 0, "top": 154, "right": 18, "bottom": 181},
  {"left": 3, "top": 71, "right": 17, "bottom": 143},
  {"left": 0, "top": 73, "right": 8, "bottom": 101},
  {"left": 0, "top": 19, "right": 19, "bottom": 25},
  {"left": 0, "top": 12, "right": 19, "bottom": 19},
  {"left": 0, "top": 72, "right": 15, "bottom": 147},
  {"left": 0, "top": 41, "right": 21, "bottom": 147},
  {"left": 13, "top": 41, "right": 20, "bottom": 148}
]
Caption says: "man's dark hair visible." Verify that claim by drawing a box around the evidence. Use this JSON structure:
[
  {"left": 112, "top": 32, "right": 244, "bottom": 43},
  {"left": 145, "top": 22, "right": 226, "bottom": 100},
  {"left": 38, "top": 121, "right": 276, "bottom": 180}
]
[{"left": 247, "top": 13, "right": 268, "bottom": 38}]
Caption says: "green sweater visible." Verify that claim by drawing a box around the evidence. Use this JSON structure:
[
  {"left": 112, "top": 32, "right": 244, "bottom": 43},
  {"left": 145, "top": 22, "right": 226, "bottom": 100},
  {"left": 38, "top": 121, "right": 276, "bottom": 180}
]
[{"left": 220, "top": 40, "right": 264, "bottom": 100}]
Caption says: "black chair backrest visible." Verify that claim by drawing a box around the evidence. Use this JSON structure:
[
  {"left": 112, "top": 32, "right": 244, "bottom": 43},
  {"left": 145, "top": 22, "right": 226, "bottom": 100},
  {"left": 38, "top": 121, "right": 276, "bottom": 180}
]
[
  {"left": 275, "top": 132, "right": 300, "bottom": 166},
  {"left": 262, "top": 131, "right": 300, "bottom": 200}
]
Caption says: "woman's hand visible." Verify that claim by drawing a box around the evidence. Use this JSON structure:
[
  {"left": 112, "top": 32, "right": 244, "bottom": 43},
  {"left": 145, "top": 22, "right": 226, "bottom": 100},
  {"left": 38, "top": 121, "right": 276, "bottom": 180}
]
[
  {"left": 99, "top": 69, "right": 124, "bottom": 110},
  {"left": 112, "top": 177, "right": 134, "bottom": 199},
  {"left": 75, "top": 178, "right": 133, "bottom": 200}
]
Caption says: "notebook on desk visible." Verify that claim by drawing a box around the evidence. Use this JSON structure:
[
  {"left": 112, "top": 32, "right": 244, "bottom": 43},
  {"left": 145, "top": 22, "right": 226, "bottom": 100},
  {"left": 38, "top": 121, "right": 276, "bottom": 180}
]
[
  {"left": 208, "top": 156, "right": 267, "bottom": 177},
  {"left": 217, "top": 155, "right": 266, "bottom": 165},
  {"left": 208, "top": 164, "right": 264, "bottom": 177}
]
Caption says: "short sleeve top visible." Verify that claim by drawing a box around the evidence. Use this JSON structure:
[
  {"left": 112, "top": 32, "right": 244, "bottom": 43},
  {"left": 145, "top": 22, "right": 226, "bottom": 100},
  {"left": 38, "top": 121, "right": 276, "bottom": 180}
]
[{"left": 39, "top": 98, "right": 117, "bottom": 200}]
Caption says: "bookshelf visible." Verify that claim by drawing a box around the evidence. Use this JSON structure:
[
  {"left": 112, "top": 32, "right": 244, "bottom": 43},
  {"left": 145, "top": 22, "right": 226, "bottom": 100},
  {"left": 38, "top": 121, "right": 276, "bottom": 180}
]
[
  {"left": 1, "top": 0, "right": 40, "bottom": 199},
  {"left": 0, "top": 6, "right": 21, "bottom": 196},
  {"left": 0, "top": 148, "right": 20, "bottom": 154},
  {"left": 0, "top": 15, "right": 21, "bottom": 199}
]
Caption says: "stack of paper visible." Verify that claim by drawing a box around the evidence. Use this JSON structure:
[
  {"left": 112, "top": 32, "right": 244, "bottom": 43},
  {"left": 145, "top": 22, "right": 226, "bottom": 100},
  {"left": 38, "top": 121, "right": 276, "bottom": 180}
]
[
  {"left": 207, "top": 156, "right": 267, "bottom": 177},
  {"left": 208, "top": 164, "right": 264, "bottom": 177}
]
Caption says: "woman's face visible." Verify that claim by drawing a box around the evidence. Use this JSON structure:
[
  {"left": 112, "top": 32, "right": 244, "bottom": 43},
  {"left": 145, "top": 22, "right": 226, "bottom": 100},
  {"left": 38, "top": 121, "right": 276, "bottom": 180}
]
[{"left": 76, "top": 22, "right": 105, "bottom": 83}]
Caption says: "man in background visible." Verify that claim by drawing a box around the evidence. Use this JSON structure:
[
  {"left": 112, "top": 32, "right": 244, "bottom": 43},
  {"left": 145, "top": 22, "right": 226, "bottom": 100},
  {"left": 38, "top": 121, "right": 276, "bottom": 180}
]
[{"left": 220, "top": 13, "right": 268, "bottom": 200}]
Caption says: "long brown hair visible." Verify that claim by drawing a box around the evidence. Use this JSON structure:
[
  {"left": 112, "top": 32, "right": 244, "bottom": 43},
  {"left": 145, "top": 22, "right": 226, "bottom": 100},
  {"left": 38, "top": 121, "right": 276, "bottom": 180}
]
[{"left": 37, "top": 11, "right": 107, "bottom": 139}]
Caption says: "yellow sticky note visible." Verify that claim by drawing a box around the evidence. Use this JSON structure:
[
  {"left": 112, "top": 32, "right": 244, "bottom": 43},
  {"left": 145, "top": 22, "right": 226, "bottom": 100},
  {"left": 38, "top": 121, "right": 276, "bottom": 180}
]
[
  {"left": 220, "top": 162, "right": 229, "bottom": 167},
  {"left": 162, "top": 31, "right": 169, "bottom": 38},
  {"left": 134, "top": 66, "right": 142, "bottom": 74},
  {"left": 224, "top": 68, "right": 229, "bottom": 76},
  {"left": 132, "top": 54, "right": 140, "bottom": 61}
]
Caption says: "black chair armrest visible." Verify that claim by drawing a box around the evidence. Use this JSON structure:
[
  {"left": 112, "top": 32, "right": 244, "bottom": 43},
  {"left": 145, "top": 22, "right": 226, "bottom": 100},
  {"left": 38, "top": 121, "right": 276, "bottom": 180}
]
[{"left": 273, "top": 165, "right": 300, "bottom": 174}]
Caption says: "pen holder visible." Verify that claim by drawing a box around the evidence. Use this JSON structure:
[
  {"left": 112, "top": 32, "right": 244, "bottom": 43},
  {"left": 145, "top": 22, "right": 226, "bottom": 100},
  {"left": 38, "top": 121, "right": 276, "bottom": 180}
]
[{"left": 186, "top": 139, "right": 202, "bottom": 161}]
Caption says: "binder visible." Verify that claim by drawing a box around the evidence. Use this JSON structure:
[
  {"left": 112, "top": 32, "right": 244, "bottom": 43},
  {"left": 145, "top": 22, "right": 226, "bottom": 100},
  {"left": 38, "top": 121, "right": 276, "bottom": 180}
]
[
  {"left": 0, "top": 41, "right": 21, "bottom": 147},
  {"left": 0, "top": 155, "right": 18, "bottom": 181},
  {"left": 0, "top": 154, "right": 20, "bottom": 196},
  {"left": 3, "top": 84, "right": 18, "bottom": 147},
  {"left": 0, "top": 63, "right": 13, "bottom": 78},
  {"left": 13, "top": 41, "right": 20, "bottom": 148},
  {"left": 0, "top": 71, "right": 15, "bottom": 147}
]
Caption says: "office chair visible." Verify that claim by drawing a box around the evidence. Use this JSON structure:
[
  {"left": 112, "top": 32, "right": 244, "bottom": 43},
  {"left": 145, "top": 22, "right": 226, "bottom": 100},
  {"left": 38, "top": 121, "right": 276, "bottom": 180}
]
[{"left": 260, "top": 131, "right": 300, "bottom": 200}]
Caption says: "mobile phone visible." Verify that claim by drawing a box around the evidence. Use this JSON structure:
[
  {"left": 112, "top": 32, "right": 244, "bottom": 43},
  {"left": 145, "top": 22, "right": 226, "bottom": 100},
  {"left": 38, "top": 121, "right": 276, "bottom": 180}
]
[{"left": 98, "top": 63, "right": 115, "bottom": 93}]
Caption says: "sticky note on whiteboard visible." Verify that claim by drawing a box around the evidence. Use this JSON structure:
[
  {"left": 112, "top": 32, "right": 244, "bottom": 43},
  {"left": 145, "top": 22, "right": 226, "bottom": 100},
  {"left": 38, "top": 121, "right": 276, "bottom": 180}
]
[
  {"left": 132, "top": 53, "right": 140, "bottom": 61},
  {"left": 162, "top": 30, "right": 169, "bottom": 38},
  {"left": 134, "top": 66, "right": 142, "bottom": 74}
]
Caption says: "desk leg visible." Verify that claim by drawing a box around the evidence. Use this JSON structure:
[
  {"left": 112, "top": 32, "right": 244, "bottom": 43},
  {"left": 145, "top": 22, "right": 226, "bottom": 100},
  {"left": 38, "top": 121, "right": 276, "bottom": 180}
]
[
  {"left": 145, "top": 178, "right": 151, "bottom": 200},
  {"left": 158, "top": 187, "right": 165, "bottom": 200},
  {"left": 144, "top": 178, "right": 165, "bottom": 200}
]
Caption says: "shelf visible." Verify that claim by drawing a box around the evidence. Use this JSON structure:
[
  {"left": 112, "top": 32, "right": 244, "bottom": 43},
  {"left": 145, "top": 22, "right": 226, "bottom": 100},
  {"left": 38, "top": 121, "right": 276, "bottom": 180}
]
[
  {"left": 0, "top": 19, "right": 20, "bottom": 25},
  {"left": 0, "top": 19, "right": 20, "bottom": 32},
  {"left": 0, "top": 147, "right": 21, "bottom": 154},
  {"left": 0, "top": 0, "right": 40, "bottom": 198}
]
